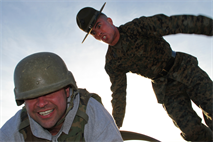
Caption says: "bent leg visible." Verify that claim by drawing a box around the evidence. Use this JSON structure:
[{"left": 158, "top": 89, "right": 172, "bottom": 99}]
[
  {"left": 163, "top": 79, "right": 212, "bottom": 141},
  {"left": 203, "top": 113, "right": 213, "bottom": 131},
  {"left": 185, "top": 65, "right": 213, "bottom": 131}
]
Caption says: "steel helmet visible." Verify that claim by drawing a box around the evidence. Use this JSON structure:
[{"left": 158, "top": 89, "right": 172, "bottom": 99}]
[{"left": 14, "top": 52, "right": 77, "bottom": 106}]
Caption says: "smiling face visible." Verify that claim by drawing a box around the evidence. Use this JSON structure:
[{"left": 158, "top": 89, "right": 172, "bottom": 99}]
[
  {"left": 24, "top": 87, "right": 69, "bottom": 130},
  {"left": 90, "top": 14, "right": 120, "bottom": 46}
]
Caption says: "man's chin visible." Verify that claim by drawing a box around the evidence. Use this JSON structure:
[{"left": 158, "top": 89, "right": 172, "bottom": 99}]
[
  {"left": 40, "top": 122, "right": 57, "bottom": 129},
  {"left": 101, "top": 40, "right": 109, "bottom": 45}
]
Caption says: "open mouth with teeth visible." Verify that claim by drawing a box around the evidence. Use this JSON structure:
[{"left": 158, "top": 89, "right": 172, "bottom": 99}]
[{"left": 39, "top": 109, "right": 54, "bottom": 116}]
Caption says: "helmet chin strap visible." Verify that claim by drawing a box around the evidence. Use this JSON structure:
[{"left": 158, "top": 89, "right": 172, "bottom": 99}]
[{"left": 55, "top": 87, "right": 78, "bottom": 127}]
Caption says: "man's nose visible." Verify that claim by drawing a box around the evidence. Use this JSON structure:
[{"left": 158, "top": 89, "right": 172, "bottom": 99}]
[
  {"left": 36, "top": 96, "right": 48, "bottom": 108},
  {"left": 97, "top": 31, "right": 102, "bottom": 37}
]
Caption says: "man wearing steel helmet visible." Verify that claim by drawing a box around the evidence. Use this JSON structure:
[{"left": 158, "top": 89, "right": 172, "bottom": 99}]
[
  {"left": 0, "top": 52, "right": 123, "bottom": 142},
  {"left": 76, "top": 2, "right": 213, "bottom": 141}
]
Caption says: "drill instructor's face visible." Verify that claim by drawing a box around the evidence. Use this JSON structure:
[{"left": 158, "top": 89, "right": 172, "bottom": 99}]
[
  {"left": 90, "top": 15, "right": 119, "bottom": 46},
  {"left": 25, "top": 88, "right": 69, "bottom": 129}
]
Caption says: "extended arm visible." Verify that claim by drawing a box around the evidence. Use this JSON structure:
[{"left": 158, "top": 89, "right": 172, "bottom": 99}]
[
  {"left": 126, "top": 14, "right": 213, "bottom": 37},
  {"left": 105, "top": 64, "right": 127, "bottom": 128}
]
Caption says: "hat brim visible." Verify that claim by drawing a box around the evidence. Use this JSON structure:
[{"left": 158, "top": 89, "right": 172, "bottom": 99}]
[{"left": 81, "top": 2, "right": 106, "bottom": 43}]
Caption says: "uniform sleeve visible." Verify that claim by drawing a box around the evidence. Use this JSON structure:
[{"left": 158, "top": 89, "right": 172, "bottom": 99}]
[
  {"left": 126, "top": 14, "right": 213, "bottom": 37},
  {"left": 105, "top": 63, "right": 127, "bottom": 128},
  {"left": 84, "top": 98, "right": 123, "bottom": 142}
]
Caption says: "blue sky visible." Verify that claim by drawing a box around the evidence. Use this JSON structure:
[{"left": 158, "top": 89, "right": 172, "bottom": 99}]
[{"left": 0, "top": 0, "right": 212, "bottom": 141}]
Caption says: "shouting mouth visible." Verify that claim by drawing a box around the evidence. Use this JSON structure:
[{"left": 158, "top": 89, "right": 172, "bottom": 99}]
[{"left": 102, "top": 35, "right": 106, "bottom": 41}]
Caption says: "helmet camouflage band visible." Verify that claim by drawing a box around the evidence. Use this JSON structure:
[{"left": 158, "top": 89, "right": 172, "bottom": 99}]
[
  {"left": 14, "top": 52, "right": 78, "bottom": 106},
  {"left": 76, "top": 2, "right": 106, "bottom": 43}
]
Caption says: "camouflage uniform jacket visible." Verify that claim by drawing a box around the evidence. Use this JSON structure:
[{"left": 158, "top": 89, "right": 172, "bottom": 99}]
[{"left": 105, "top": 14, "right": 213, "bottom": 127}]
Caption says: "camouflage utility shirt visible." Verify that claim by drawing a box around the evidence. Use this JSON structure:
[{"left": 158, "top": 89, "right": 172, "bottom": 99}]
[{"left": 105, "top": 14, "right": 213, "bottom": 127}]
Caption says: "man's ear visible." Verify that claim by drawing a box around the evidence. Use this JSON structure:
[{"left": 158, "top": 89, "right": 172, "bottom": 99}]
[
  {"left": 107, "top": 18, "right": 113, "bottom": 25},
  {"left": 65, "top": 87, "right": 70, "bottom": 97}
]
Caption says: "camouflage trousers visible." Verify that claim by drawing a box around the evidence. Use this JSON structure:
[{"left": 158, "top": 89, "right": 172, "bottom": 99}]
[{"left": 152, "top": 52, "right": 213, "bottom": 141}]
